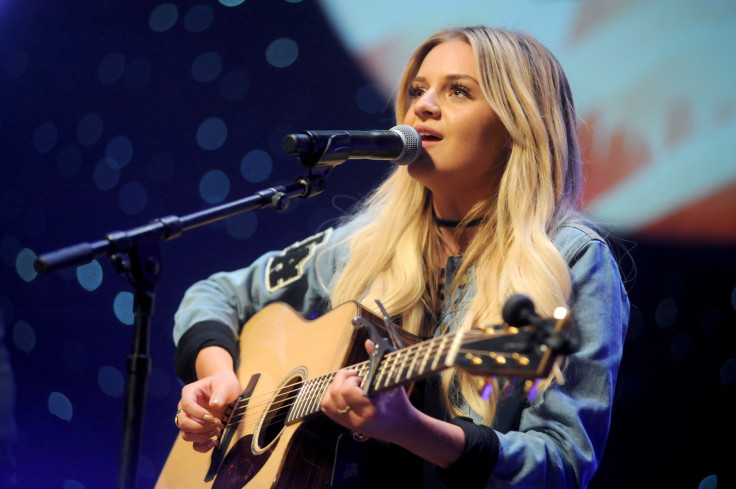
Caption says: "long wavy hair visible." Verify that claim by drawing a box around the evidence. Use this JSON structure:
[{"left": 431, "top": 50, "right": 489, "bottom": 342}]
[{"left": 326, "top": 26, "right": 585, "bottom": 424}]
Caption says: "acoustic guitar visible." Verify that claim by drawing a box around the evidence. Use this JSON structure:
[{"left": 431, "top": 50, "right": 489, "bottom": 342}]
[{"left": 155, "top": 299, "right": 569, "bottom": 489}]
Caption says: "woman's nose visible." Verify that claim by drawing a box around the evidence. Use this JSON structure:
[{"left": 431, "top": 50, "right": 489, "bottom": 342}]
[{"left": 413, "top": 90, "right": 440, "bottom": 119}]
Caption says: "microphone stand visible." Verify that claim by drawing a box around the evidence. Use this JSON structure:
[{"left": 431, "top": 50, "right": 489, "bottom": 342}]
[{"left": 33, "top": 171, "right": 329, "bottom": 489}]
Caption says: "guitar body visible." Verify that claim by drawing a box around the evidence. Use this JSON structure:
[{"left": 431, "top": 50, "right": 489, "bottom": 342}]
[{"left": 155, "top": 301, "right": 373, "bottom": 489}]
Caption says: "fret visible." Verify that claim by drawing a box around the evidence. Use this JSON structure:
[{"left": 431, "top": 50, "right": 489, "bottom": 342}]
[
  {"left": 376, "top": 349, "right": 399, "bottom": 390},
  {"left": 406, "top": 342, "right": 421, "bottom": 381},
  {"left": 302, "top": 378, "right": 318, "bottom": 418},
  {"left": 386, "top": 351, "right": 403, "bottom": 388},
  {"left": 409, "top": 342, "right": 426, "bottom": 378},
  {"left": 356, "top": 363, "right": 369, "bottom": 387},
  {"left": 288, "top": 379, "right": 309, "bottom": 422},
  {"left": 287, "top": 373, "right": 326, "bottom": 422},
  {"left": 375, "top": 348, "right": 410, "bottom": 390},
  {"left": 304, "top": 377, "right": 319, "bottom": 417},
  {"left": 301, "top": 378, "right": 316, "bottom": 418},
  {"left": 444, "top": 330, "right": 462, "bottom": 367},
  {"left": 287, "top": 387, "right": 299, "bottom": 422},
  {"left": 431, "top": 335, "right": 449, "bottom": 371},
  {"left": 374, "top": 354, "right": 390, "bottom": 390},
  {"left": 309, "top": 374, "right": 331, "bottom": 416},
  {"left": 388, "top": 351, "right": 402, "bottom": 388},
  {"left": 417, "top": 339, "right": 433, "bottom": 375},
  {"left": 395, "top": 344, "right": 411, "bottom": 384},
  {"left": 302, "top": 377, "right": 324, "bottom": 417}
]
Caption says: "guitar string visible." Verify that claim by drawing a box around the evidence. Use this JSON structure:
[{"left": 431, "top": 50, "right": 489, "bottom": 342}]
[
  {"left": 227, "top": 339, "right": 443, "bottom": 420},
  {"left": 230, "top": 337, "right": 449, "bottom": 422},
  {"left": 221, "top": 329, "right": 514, "bottom": 432},
  {"left": 213, "top": 346, "right": 433, "bottom": 439},
  {"left": 215, "top": 334, "right": 465, "bottom": 436},
  {"left": 221, "top": 327, "right": 511, "bottom": 433},
  {"left": 215, "top": 338, "right": 515, "bottom": 443}
]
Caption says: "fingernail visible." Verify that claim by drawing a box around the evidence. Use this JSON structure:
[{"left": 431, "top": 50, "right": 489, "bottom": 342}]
[
  {"left": 203, "top": 414, "right": 214, "bottom": 422},
  {"left": 211, "top": 398, "right": 222, "bottom": 407}
]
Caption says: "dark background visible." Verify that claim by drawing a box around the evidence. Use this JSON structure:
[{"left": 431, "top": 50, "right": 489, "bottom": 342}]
[{"left": 0, "top": 1, "right": 734, "bottom": 488}]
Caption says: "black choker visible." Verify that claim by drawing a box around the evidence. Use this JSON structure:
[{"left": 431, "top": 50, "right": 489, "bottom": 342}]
[{"left": 433, "top": 214, "right": 484, "bottom": 228}]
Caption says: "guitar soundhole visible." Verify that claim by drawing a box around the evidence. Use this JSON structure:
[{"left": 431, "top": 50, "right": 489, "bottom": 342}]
[{"left": 254, "top": 373, "right": 303, "bottom": 452}]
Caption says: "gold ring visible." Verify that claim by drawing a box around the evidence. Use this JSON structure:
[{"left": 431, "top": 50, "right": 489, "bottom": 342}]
[
  {"left": 174, "top": 408, "right": 184, "bottom": 428},
  {"left": 337, "top": 406, "right": 351, "bottom": 414}
]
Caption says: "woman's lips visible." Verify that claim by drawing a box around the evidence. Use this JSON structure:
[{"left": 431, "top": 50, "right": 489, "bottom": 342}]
[
  {"left": 416, "top": 126, "right": 443, "bottom": 147},
  {"left": 421, "top": 136, "right": 441, "bottom": 148}
]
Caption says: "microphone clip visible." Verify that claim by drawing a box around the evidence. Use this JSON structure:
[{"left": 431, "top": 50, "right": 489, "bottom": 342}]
[{"left": 302, "top": 131, "right": 352, "bottom": 170}]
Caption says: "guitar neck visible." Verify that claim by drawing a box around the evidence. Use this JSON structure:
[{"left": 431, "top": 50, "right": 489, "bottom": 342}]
[
  {"left": 284, "top": 306, "right": 568, "bottom": 423},
  {"left": 286, "top": 333, "right": 459, "bottom": 422}
]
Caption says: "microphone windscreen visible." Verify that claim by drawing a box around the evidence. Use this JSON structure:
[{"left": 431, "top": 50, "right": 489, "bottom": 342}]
[{"left": 391, "top": 124, "right": 422, "bottom": 165}]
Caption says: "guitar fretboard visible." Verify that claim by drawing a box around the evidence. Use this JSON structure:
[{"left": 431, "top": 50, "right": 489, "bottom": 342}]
[{"left": 286, "top": 331, "right": 461, "bottom": 422}]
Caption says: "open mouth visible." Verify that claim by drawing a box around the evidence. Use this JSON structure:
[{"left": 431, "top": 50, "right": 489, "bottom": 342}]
[{"left": 415, "top": 125, "right": 442, "bottom": 143}]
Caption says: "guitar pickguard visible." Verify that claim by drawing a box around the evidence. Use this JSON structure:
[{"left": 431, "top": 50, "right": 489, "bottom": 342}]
[
  {"left": 207, "top": 374, "right": 261, "bottom": 481},
  {"left": 211, "top": 434, "right": 272, "bottom": 489}
]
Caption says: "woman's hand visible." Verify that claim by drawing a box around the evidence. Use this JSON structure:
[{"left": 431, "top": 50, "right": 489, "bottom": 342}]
[
  {"left": 175, "top": 348, "right": 241, "bottom": 453},
  {"left": 320, "top": 367, "right": 418, "bottom": 444},
  {"left": 320, "top": 340, "right": 466, "bottom": 469},
  {"left": 320, "top": 340, "right": 420, "bottom": 445}
]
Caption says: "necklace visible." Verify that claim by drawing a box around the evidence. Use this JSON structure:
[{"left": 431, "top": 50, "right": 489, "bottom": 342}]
[{"left": 432, "top": 212, "right": 484, "bottom": 228}]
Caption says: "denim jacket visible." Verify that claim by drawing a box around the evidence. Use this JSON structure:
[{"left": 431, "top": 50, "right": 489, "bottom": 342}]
[{"left": 173, "top": 221, "right": 629, "bottom": 488}]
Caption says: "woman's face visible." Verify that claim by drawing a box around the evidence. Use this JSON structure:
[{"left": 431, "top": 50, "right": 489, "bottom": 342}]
[{"left": 403, "top": 40, "right": 509, "bottom": 215}]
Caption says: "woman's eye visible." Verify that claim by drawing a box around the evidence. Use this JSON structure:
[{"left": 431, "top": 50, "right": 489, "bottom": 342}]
[
  {"left": 408, "top": 86, "right": 425, "bottom": 98},
  {"left": 450, "top": 84, "right": 471, "bottom": 98}
]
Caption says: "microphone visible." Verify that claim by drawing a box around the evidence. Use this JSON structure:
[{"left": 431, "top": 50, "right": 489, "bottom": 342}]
[{"left": 282, "top": 124, "right": 421, "bottom": 169}]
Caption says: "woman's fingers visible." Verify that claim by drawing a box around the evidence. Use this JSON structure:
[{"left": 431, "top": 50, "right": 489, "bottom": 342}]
[
  {"left": 321, "top": 369, "right": 373, "bottom": 426},
  {"left": 192, "top": 439, "right": 218, "bottom": 453}
]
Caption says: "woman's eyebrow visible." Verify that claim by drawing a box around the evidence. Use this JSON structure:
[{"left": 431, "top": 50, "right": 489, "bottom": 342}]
[{"left": 411, "top": 73, "right": 480, "bottom": 84}]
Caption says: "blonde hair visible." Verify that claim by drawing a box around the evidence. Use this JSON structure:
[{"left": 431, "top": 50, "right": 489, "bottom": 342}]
[{"left": 328, "top": 26, "right": 583, "bottom": 424}]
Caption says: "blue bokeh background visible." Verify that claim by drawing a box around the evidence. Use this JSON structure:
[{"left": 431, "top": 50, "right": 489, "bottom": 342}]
[{"left": 1, "top": 1, "right": 734, "bottom": 488}]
